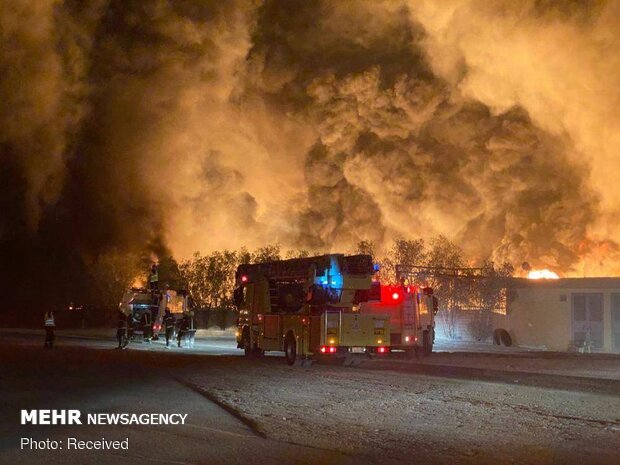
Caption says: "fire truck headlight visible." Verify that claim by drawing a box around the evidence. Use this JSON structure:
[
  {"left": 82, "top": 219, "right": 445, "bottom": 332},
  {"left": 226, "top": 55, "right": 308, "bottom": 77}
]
[{"left": 405, "top": 336, "right": 410, "bottom": 342}]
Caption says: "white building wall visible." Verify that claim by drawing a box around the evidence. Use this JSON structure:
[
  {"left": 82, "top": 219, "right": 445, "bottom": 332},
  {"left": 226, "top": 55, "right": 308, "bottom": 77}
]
[{"left": 503, "top": 281, "right": 620, "bottom": 353}]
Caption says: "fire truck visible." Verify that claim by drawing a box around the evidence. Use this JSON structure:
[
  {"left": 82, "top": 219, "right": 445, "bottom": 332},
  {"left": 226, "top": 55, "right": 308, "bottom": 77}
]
[
  {"left": 360, "top": 283, "right": 437, "bottom": 355},
  {"left": 119, "top": 288, "right": 189, "bottom": 341},
  {"left": 234, "top": 254, "right": 391, "bottom": 365}
]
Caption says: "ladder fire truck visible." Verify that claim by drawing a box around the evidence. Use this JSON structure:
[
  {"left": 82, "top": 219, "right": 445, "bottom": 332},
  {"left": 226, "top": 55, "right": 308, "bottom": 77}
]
[
  {"left": 119, "top": 287, "right": 189, "bottom": 341},
  {"left": 360, "top": 265, "right": 438, "bottom": 356},
  {"left": 234, "top": 254, "right": 390, "bottom": 365}
]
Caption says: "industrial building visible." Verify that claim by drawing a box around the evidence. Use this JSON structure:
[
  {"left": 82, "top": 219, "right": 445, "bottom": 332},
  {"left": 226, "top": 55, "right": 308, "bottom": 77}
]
[
  {"left": 435, "top": 277, "right": 620, "bottom": 353},
  {"left": 501, "top": 278, "right": 620, "bottom": 353}
]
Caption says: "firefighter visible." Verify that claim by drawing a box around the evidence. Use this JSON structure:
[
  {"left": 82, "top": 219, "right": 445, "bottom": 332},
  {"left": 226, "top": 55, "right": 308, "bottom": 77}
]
[
  {"left": 148, "top": 264, "right": 159, "bottom": 291},
  {"left": 187, "top": 311, "right": 196, "bottom": 348},
  {"left": 177, "top": 312, "right": 190, "bottom": 348},
  {"left": 44, "top": 311, "right": 55, "bottom": 348},
  {"left": 141, "top": 311, "right": 153, "bottom": 343},
  {"left": 116, "top": 311, "right": 128, "bottom": 349},
  {"left": 163, "top": 308, "right": 176, "bottom": 348}
]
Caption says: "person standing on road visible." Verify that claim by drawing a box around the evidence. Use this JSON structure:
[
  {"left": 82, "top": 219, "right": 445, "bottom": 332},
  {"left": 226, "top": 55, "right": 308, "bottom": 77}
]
[
  {"left": 44, "top": 311, "right": 55, "bottom": 348},
  {"left": 177, "top": 312, "right": 190, "bottom": 348},
  {"left": 163, "top": 308, "right": 176, "bottom": 348},
  {"left": 187, "top": 310, "right": 196, "bottom": 348},
  {"left": 116, "top": 311, "right": 128, "bottom": 349},
  {"left": 148, "top": 264, "right": 159, "bottom": 291}
]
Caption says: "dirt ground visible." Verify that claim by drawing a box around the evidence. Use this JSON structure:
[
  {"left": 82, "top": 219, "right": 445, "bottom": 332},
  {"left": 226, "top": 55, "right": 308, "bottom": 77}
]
[
  {"left": 185, "top": 358, "right": 620, "bottom": 465},
  {"left": 376, "top": 350, "right": 620, "bottom": 380}
]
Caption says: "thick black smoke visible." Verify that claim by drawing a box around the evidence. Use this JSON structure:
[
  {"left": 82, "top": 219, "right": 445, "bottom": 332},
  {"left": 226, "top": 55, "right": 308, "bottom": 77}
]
[
  {"left": 245, "top": 0, "right": 601, "bottom": 269},
  {"left": 1, "top": 0, "right": 254, "bottom": 310},
  {"left": 1, "top": 0, "right": 618, "bottom": 313}
]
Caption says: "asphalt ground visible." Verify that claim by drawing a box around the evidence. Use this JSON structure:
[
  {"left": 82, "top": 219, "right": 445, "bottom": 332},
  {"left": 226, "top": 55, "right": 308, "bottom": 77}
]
[
  {"left": 2, "top": 329, "right": 618, "bottom": 395},
  {"left": 1, "top": 333, "right": 618, "bottom": 465},
  {"left": 0, "top": 340, "right": 362, "bottom": 465}
]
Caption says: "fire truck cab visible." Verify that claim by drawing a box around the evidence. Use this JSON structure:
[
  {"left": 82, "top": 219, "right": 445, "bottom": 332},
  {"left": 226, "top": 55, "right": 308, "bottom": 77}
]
[
  {"left": 360, "top": 284, "right": 437, "bottom": 355},
  {"left": 234, "top": 254, "right": 390, "bottom": 365}
]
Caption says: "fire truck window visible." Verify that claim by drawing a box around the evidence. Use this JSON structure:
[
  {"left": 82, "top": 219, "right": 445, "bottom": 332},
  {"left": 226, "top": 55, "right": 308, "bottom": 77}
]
[
  {"left": 308, "top": 285, "right": 328, "bottom": 305},
  {"left": 278, "top": 283, "right": 304, "bottom": 312},
  {"left": 420, "top": 299, "right": 429, "bottom": 315}
]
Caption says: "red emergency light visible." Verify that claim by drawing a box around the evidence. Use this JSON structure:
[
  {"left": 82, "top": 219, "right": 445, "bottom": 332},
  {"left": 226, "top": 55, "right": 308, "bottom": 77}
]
[
  {"left": 379, "top": 285, "right": 404, "bottom": 304},
  {"left": 376, "top": 346, "right": 389, "bottom": 354},
  {"left": 240, "top": 275, "right": 249, "bottom": 283},
  {"left": 320, "top": 346, "right": 337, "bottom": 354}
]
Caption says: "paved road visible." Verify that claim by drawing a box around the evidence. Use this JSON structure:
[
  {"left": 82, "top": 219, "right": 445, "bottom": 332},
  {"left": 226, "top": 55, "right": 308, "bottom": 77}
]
[
  {"left": 2, "top": 333, "right": 619, "bottom": 465},
  {"left": 0, "top": 328, "right": 549, "bottom": 356},
  {"left": 0, "top": 329, "right": 244, "bottom": 355},
  {"left": 3, "top": 330, "right": 619, "bottom": 396},
  {"left": 0, "top": 342, "right": 361, "bottom": 465}
]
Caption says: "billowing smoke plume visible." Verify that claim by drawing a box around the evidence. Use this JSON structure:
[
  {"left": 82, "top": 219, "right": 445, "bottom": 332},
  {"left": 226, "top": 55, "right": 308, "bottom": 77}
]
[
  {"left": 244, "top": 0, "right": 614, "bottom": 273},
  {"left": 408, "top": 0, "right": 620, "bottom": 274},
  {"left": 0, "top": 0, "right": 101, "bottom": 228},
  {"left": 1, "top": 0, "right": 620, "bottom": 308}
]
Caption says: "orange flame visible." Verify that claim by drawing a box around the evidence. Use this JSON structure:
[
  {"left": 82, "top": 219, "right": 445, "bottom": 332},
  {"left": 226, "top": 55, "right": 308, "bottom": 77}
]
[{"left": 527, "top": 269, "right": 559, "bottom": 280}]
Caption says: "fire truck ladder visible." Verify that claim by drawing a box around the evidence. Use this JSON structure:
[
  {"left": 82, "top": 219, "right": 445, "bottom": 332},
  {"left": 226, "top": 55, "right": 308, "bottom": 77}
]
[{"left": 395, "top": 265, "right": 488, "bottom": 282}]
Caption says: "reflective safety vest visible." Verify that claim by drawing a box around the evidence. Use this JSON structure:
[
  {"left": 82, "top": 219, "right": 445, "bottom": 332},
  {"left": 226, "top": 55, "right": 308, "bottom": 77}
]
[
  {"left": 149, "top": 271, "right": 158, "bottom": 282},
  {"left": 44, "top": 316, "right": 55, "bottom": 327}
]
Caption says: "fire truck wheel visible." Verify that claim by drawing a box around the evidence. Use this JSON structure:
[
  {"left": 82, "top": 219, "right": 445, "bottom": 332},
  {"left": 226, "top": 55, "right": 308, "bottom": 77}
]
[
  {"left": 422, "top": 330, "right": 433, "bottom": 356},
  {"left": 284, "top": 332, "right": 297, "bottom": 366}
]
